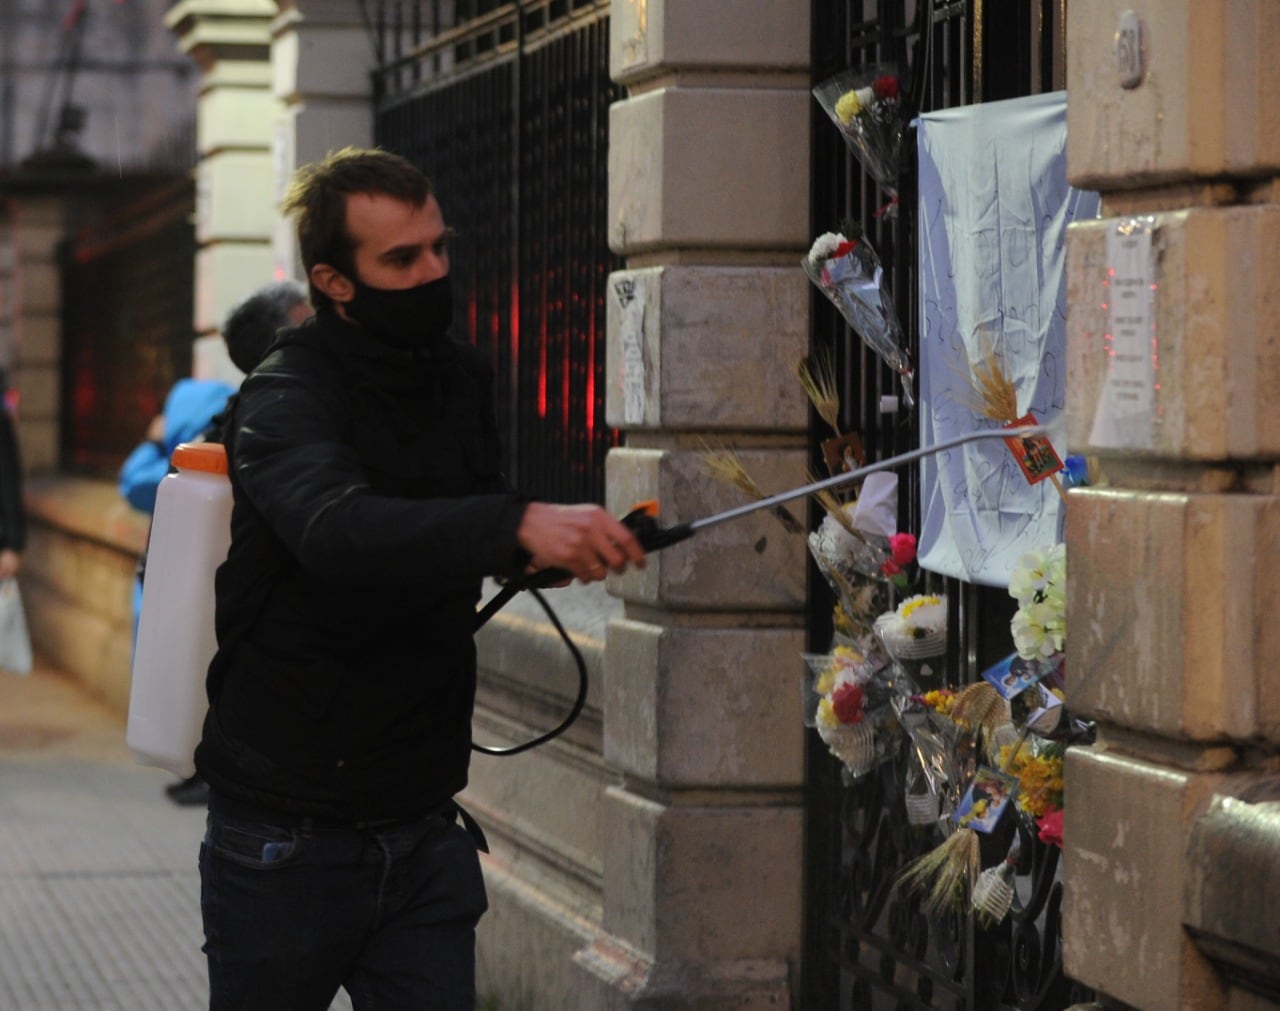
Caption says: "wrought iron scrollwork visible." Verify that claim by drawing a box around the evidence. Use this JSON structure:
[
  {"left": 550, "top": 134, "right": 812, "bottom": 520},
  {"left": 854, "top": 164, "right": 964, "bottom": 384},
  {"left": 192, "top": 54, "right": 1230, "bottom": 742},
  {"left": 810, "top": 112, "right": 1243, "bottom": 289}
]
[{"left": 827, "top": 738, "right": 1089, "bottom": 1010}]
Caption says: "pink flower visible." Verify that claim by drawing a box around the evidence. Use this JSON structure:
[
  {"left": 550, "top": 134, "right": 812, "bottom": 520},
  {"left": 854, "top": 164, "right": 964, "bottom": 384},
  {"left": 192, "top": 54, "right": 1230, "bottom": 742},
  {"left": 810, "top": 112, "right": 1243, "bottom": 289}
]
[
  {"left": 831, "top": 682, "right": 865, "bottom": 724},
  {"left": 1036, "top": 807, "right": 1064, "bottom": 848},
  {"left": 889, "top": 533, "right": 917, "bottom": 567}
]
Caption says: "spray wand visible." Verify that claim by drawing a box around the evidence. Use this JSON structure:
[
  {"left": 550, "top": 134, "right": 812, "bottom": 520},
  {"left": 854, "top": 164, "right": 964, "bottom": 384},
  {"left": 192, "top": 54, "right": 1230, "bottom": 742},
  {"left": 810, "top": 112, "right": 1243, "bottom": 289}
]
[
  {"left": 476, "top": 424, "right": 1044, "bottom": 629},
  {"left": 471, "top": 425, "right": 1045, "bottom": 756}
]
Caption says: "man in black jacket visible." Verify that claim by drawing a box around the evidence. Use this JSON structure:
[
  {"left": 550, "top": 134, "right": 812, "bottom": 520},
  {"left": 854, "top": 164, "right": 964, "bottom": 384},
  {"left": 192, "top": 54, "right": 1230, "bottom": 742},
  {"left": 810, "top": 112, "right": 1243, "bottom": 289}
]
[{"left": 195, "top": 147, "right": 644, "bottom": 1011}]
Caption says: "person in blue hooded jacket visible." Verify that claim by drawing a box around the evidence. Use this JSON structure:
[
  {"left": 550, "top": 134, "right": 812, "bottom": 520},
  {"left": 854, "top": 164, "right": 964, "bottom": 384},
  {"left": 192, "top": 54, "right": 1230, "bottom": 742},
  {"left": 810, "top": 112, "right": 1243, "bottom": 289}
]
[{"left": 120, "top": 379, "right": 236, "bottom": 510}]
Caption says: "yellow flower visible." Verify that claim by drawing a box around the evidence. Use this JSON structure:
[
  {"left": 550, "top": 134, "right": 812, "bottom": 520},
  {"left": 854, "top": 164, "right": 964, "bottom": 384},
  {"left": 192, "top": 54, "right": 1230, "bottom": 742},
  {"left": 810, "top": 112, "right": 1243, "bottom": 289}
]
[
  {"left": 999, "top": 743, "right": 1065, "bottom": 819},
  {"left": 834, "top": 89, "right": 862, "bottom": 124},
  {"left": 899, "top": 594, "right": 942, "bottom": 622},
  {"left": 922, "top": 689, "right": 956, "bottom": 716},
  {"left": 817, "top": 698, "right": 837, "bottom": 728},
  {"left": 833, "top": 644, "right": 864, "bottom": 665},
  {"left": 816, "top": 669, "right": 836, "bottom": 696}
]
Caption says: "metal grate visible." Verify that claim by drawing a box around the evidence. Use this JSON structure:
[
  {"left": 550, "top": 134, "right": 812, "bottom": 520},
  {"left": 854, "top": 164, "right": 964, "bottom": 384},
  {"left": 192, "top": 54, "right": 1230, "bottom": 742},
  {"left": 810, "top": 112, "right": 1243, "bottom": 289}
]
[
  {"left": 370, "top": 0, "right": 617, "bottom": 504},
  {"left": 803, "top": 2, "right": 1088, "bottom": 1008},
  {"left": 59, "top": 177, "right": 196, "bottom": 476}
]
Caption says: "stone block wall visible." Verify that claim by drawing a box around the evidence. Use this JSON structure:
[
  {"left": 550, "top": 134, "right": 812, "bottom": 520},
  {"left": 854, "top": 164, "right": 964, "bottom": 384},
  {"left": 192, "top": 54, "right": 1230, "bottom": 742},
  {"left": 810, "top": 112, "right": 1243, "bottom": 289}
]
[
  {"left": 570, "top": 2, "right": 813, "bottom": 1007},
  {"left": 0, "top": 4, "right": 820, "bottom": 1008},
  {"left": 1064, "top": 1, "right": 1280, "bottom": 1006},
  {"left": 21, "top": 477, "right": 146, "bottom": 716}
]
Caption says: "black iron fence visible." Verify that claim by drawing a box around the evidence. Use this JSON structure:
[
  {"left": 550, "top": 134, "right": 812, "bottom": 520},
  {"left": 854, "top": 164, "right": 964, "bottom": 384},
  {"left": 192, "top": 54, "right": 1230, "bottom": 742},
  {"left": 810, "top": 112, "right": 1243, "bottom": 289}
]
[
  {"left": 370, "top": 0, "right": 617, "bottom": 504},
  {"left": 803, "top": 1, "right": 1089, "bottom": 1008},
  {"left": 59, "top": 176, "right": 196, "bottom": 475},
  {"left": 366, "top": 1, "right": 1090, "bottom": 1005}
]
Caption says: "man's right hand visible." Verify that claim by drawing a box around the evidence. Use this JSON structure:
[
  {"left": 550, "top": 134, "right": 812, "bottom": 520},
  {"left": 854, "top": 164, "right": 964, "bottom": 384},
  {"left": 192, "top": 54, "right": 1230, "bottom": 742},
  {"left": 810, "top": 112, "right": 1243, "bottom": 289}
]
[{"left": 516, "top": 503, "right": 647, "bottom": 584}]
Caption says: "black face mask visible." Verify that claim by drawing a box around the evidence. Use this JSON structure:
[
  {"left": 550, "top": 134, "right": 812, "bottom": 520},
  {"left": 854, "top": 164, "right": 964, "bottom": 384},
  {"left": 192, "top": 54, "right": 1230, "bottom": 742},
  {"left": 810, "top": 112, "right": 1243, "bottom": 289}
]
[{"left": 345, "top": 273, "right": 454, "bottom": 351}]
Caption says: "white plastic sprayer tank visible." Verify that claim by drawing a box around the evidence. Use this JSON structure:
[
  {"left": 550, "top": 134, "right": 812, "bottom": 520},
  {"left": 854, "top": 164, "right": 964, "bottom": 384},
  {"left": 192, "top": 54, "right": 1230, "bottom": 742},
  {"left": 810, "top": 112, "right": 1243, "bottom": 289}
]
[{"left": 126, "top": 441, "right": 232, "bottom": 778}]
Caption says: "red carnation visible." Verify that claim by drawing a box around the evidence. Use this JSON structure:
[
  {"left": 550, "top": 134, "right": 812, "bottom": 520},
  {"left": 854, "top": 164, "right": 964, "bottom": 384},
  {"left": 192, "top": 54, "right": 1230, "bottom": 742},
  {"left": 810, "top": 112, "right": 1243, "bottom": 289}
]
[
  {"left": 1036, "top": 807, "right": 1064, "bottom": 848},
  {"left": 889, "top": 532, "right": 917, "bottom": 567},
  {"left": 873, "top": 75, "right": 900, "bottom": 100},
  {"left": 832, "top": 239, "right": 859, "bottom": 259},
  {"left": 831, "top": 682, "right": 865, "bottom": 724}
]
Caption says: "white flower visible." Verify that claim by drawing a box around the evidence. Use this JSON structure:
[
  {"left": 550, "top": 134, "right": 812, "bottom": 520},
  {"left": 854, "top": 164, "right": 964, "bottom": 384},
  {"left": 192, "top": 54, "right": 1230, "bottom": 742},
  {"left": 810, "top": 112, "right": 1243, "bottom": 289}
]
[
  {"left": 1009, "top": 542, "right": 1066, "bottom": 660},
  {"left": 1008, "top": 543, "right": 1066, "bottom": 606},
  {"left": 1012, "top": 598, "right": 1065, "bottom": 659},
  {"left": 1009, "top": 550, "right": 1050, "bottom": 605},
  {"left": 897, "top": 594, "right": 946, "bottom": 633},
  {"left": 808, "top": 232, "right": 847, "bottom": 265}
]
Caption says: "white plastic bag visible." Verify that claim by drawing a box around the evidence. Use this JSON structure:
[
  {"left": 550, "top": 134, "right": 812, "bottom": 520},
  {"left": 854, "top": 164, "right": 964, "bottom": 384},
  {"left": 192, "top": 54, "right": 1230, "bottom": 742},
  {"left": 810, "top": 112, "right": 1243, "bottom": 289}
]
[{"left": 0, "top": 578, "right": 32, "bottom": 675}]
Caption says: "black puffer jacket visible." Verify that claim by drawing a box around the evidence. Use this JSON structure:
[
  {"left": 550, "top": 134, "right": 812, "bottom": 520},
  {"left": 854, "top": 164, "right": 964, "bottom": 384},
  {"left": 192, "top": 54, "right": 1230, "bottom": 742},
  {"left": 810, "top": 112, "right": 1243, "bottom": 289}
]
[
  {"left": 195, "top": 308, "right": 529, "bottom": 822},
  {"left": 0, "top": 408, "right": 25, "bottom": 554}
]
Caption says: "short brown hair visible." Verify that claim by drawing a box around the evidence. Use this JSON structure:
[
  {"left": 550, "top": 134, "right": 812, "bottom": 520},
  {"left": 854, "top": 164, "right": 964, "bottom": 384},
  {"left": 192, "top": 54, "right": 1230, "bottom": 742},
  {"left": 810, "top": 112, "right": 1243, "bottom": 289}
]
[{"left": 281, "top": 147, "right": 432, "bottom": 309}]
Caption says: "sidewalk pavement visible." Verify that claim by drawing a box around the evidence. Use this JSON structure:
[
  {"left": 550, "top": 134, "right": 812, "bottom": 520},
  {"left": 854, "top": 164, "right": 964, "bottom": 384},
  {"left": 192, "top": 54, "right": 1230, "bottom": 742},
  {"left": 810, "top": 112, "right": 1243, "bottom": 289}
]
[{"left": 0, "top": 659, "right": 357, "bottom": 1010}]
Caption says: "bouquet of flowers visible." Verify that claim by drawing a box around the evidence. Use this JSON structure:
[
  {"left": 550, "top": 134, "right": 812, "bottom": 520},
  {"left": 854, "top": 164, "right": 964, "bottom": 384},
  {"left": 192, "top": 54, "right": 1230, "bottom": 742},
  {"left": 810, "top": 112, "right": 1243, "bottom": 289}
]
[
  {"left": 875, "top": 593, "right": 948, "bottom": 689},
  {"left": 804, "top": 646, "right": 911, "bottom": 779},
  {"left": 804, "top": 646, "right": 881, "bottom": 776},
  {"left": 1009, "top": 543, "right": 1066, "bottom": 660},
  {"left": 898, "top": 689, "right": 963, "bottom": 826},
  {"left": 807, "top": 473, "right": 912, "bottom": 645},
  {"left": 803, "top": 227, "right": 914, "bottom": 404},
  {"left": 878, "top": 594, "right": 947, "bottom": 654},
  {"left": 998, "top": 738, "right": 1064, "bottom": 821},
  {"left": 812, "top": 64, "right": 908, "bottom": 197}
]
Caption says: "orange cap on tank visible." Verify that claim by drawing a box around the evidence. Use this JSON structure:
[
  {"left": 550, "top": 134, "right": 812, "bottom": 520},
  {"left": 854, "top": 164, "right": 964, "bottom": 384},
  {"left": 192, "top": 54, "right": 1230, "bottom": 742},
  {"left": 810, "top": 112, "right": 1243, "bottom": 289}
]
[{"left": 170, "top": 442, "right": 228, "bottom": 475}]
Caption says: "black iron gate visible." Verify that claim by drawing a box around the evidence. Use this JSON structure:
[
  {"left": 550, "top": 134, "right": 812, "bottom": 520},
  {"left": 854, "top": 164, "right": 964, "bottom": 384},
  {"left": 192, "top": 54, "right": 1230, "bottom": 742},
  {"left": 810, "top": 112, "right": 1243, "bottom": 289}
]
[
  {"left": 60, "top": 175, "right": 196, "bottom": 476},
  {"left": 802, "top": 2, "right": 1091, "bottom": 1008},
  {"left": 368, "top": 0, "right": 617, "bottom": 505}
]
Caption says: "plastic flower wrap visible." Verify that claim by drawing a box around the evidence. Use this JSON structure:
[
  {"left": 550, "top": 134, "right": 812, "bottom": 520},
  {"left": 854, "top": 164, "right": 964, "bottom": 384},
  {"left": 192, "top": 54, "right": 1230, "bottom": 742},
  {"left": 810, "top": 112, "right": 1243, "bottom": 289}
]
[
  {"left": 804, "top": 647, "right": 911, "bottom": 780},
  {"left": 807, "top": 472, "right": 902, "bottom": 644},
  {"left": 897, "top": 691, "right": 963, "bottom": 827},
  {"left": 809, "top": 505, "right": 893, "bottom": 584},
  {"left": 1007, "top": 657, "right": 1096, "bottom": 745},
  {"left": 803, "top": 228, "right": 913, "bottom": 404},
  {"left": 875, "top": 594, "right": 948, "bottom": 689},
  {"left": 812, "top": 64, "right": 907, "bottom": 197}
]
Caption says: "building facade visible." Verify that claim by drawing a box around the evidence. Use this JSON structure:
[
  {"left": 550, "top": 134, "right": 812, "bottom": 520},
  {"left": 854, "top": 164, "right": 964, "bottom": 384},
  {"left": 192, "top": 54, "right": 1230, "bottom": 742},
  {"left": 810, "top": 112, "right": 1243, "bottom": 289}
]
[{"left": 4, "top": 1, "right": 1279, "bottom": 1008}]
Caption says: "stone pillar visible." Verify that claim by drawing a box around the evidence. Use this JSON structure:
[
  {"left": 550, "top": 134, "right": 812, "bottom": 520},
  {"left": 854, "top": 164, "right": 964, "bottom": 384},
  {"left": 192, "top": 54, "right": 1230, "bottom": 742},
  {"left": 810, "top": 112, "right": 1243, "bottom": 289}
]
[
  {"left": 167, "top": 2, "right": 373, "bottom": 383},
  {"left": 572, "top": 3, "right": 812, "bottom": 1007},
  {"left": 1064, "top": 2, "right": 1280, "bottom": 1008},
  {"left": 269, "top": 1, "right": 375, "bottom": 287},
  {"left": 166, "top": 0, "right": 283, "bottom": 384}
]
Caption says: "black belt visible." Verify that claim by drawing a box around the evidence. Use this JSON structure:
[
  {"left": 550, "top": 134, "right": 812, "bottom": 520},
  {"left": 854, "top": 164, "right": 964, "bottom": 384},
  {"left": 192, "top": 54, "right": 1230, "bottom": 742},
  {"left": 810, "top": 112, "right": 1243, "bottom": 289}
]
[{"left": 208, "top": 791, "right": 489, "bottom": 852}]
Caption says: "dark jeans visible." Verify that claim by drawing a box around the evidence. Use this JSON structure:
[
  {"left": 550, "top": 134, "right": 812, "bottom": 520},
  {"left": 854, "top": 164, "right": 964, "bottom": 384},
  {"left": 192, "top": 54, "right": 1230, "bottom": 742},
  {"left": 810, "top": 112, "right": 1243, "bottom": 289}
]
[{"left": 200, "top": 795, "right": 488, "bottom": 1011}]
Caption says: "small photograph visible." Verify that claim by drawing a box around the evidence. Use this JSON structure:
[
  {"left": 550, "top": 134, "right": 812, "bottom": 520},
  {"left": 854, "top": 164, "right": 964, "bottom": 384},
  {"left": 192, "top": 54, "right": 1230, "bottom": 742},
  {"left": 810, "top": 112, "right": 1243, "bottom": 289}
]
[
  {"left": 1013, "top": 682, "right": 1066, "bottom": 737},
  {"left": 953, "top": 766, "right": 1019, "bottom": 834},
  {"left": 1002, "top": 412, "right": 1064, "bottom": 485},
  {"left": 982, "top": 652, "right": 1054, "bottom": 701}
]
